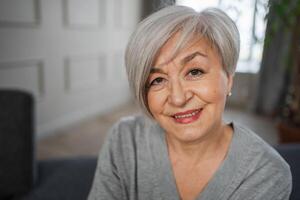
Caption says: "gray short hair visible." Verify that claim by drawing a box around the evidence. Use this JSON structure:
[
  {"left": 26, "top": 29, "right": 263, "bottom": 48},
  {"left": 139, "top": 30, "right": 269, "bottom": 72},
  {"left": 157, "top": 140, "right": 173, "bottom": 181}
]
[{"left": 125, "top": 5, "right": 240, "bottom": 117}]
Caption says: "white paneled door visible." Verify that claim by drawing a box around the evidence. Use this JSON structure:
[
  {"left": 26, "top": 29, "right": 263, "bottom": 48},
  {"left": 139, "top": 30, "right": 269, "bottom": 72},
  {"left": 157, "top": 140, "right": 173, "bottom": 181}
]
[{"left": 0, "top": 0, "right": 141, "bottom": 137}]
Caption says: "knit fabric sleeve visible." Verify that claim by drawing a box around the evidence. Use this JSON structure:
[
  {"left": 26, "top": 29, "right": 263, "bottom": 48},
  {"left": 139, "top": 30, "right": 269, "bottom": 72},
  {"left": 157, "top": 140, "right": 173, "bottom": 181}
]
[{"left": 87, "top": 123, "right": 125, "bottom": 200}]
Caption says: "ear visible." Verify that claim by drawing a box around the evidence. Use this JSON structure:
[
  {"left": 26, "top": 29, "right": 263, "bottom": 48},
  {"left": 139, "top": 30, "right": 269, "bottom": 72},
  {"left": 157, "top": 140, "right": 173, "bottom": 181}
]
[{"left": 227, "top": 74, "right": 234, "bottom": 95}]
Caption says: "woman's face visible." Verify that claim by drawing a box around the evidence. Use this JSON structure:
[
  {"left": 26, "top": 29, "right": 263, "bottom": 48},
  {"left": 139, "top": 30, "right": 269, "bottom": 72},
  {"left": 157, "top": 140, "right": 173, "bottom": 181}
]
[{"left": 147, "top": 34, "right": 233, "bottom": 143}]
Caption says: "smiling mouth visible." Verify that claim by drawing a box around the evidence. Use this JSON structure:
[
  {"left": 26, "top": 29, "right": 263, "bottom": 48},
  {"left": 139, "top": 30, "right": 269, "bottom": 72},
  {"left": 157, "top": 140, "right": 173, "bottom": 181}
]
[{"left": 172, "top": 108, "right": 203, "bottom": 124}]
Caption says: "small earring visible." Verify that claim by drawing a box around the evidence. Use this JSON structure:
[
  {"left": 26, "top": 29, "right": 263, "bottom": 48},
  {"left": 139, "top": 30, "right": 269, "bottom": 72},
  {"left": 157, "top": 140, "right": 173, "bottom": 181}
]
[{"left": 228, "top": 92, "right": 232, "bottom": 97}]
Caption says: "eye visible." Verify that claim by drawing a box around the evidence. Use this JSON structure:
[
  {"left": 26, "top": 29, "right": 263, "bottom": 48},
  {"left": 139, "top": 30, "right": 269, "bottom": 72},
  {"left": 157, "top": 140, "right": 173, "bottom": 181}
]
[
  {"left": 187, "top": 68, "right": 204, "bottom": 77},
  {"left": 150, "top": 77, "right": 165, "bottom": 86}
]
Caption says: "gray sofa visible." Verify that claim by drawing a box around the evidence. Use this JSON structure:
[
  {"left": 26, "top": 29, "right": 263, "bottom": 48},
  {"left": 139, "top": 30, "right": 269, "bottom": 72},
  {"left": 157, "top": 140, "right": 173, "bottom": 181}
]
[
  {"left": 0, "top": 89, "right": 299, "bottom": 200},
  {"left": 17, "top": 157, "right": 97, "bottom": 200}
]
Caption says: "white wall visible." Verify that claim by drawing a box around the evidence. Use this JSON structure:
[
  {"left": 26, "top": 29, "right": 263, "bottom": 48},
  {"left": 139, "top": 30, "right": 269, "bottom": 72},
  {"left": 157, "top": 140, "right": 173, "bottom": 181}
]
[{"left": 0, "top": 0, "right": 141, "bottom": 137}]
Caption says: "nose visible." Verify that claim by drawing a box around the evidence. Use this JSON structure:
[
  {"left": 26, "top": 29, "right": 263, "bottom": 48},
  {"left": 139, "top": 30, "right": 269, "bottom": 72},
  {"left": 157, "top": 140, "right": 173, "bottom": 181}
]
[{"left": 168, "top": 79, "right": 192, "bottom": 107}]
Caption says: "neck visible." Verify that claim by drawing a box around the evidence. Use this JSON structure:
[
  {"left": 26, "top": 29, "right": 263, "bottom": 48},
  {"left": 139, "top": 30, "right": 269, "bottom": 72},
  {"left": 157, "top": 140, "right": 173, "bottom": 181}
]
[{"left": 166, "top": 122, "right": 233, "bottom": 166}]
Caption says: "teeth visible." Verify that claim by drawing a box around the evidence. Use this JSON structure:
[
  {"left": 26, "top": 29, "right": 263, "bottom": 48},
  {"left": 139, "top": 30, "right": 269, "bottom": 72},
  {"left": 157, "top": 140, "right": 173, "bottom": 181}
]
[{"left": 174, "top": 110, "right": 200, "bottom": 119}]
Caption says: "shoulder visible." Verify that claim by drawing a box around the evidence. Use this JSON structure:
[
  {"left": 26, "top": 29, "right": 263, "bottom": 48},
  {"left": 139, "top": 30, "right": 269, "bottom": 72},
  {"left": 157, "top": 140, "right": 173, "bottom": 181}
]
[
  {"left": 103, "top": 114, "right": 156, "bottom": 155},
  {"left": 97, "top": 115, "right": 152, "bottom": 169},
  {"left": 112, "top": 114, "right": 148, "bottom": 131},
  {"left": 108, "top": 114, "right": 151, "bottom": 141},
  {"left": 234, "top": 123, "right": 289, "bottom": 166},
  {"left": 233, "top": 123, "right": 292, "bottom": 188},
  {"left": 89, "top": 115, "right": 149, "bottom": 199}
]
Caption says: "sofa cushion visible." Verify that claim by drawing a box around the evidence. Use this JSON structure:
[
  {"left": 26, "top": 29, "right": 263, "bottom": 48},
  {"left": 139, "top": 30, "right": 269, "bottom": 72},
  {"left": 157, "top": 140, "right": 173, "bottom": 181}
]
[{"left": 18, "top": 157, "right": 97, "bottom": 200}]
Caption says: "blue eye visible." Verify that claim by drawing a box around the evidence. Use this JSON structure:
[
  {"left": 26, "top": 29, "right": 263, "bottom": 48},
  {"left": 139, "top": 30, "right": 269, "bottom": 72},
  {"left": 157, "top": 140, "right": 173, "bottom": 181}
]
[{"left": 188, "top": 68, "right": 204, "bottom": 77}]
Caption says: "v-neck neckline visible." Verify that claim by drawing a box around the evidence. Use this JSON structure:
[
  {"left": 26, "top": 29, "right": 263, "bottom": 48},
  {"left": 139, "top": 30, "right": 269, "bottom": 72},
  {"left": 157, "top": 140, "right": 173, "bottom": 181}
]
[{"left": 151, "top": 122, "right": 248, "bottom": 200}]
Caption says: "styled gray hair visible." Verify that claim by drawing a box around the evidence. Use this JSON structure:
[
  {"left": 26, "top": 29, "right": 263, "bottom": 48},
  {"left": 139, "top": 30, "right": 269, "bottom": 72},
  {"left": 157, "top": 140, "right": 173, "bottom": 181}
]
[{"left": 125, "top": 5, "right": 240, "bottom": 117}]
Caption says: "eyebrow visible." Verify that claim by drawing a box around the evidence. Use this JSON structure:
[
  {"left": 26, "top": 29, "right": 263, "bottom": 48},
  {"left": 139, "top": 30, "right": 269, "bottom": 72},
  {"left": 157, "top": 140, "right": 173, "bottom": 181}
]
[
  {"left": 181, "top": 51, "right": 207, "bottom": 65},
  {"left": 150, "top": 51, "right": 207, "bottom": 74},
  {"left": 150, "top": 68, "right": 166, "bottom": 74}
]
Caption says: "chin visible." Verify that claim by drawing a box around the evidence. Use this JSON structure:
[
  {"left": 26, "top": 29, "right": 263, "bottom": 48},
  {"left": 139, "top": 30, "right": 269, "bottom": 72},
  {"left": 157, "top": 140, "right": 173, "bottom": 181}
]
[{"left": 168, "top": 126, "right": 209, "bottom": 143}]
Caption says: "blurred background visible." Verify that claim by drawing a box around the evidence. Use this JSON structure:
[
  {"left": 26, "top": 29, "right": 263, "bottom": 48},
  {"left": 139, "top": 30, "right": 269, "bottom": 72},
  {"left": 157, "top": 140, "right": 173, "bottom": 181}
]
[{"left": 0, "top": 0, "right": 299, "bottom": 159}]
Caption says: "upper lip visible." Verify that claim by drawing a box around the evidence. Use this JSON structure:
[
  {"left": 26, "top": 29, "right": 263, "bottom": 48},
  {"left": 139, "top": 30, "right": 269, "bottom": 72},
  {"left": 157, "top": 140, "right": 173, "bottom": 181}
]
[{"left": 172, "top": 108, "right": 203, "bottom": 117}]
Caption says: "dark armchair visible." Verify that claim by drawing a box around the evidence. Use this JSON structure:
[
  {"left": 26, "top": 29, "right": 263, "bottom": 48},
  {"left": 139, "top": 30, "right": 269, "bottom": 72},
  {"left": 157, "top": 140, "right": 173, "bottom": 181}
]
[{"left": 0, "top": 90, "right": 35, "bottom": 199}]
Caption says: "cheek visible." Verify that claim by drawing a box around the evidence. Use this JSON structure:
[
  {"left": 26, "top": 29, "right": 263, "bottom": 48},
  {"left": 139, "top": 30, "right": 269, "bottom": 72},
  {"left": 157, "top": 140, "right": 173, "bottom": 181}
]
[
  {"left": 147, "top": 90, "right": 167, "bottom": 114},
  {"left": 194, "top": 76, "right": 228, "bottom": 102}
]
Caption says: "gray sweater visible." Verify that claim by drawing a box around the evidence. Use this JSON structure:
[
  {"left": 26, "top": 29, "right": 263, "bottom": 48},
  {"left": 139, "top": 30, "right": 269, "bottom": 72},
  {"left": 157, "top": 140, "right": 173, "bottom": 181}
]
[{"left": 88, "top": 115, "right": 292, "bottom": 200}]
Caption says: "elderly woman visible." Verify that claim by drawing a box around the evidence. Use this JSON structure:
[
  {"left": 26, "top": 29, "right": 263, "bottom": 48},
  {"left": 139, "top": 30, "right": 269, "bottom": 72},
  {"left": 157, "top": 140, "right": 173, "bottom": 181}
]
[{"left": 88, "top": 5, "right": 292, "bottom": 200}]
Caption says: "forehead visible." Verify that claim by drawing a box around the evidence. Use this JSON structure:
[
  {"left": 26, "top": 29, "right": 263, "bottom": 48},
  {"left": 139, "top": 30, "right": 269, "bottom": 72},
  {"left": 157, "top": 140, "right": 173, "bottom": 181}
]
[{"left": 153, "top": 32, "right": 217, "bottom": 67}]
